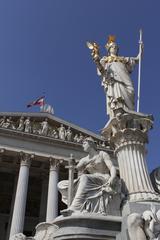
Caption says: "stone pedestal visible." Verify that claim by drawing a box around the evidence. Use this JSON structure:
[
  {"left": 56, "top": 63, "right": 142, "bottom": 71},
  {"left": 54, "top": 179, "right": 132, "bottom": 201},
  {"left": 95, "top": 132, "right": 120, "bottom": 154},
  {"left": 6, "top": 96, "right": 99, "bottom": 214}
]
[
  {"left": 102, "top": 113, "right": 159, "bottom": 202},
  {"left": 52, "top": 214, "right": 122, "bottom": 240},
  {"left": 14, "top": 214, "right": 121, "bottom": 240},
  {"left": 116, "top": 201, "right": 160, "bottom": 240},
  {"left": 19, "top": 214, "right": 121, "bottom": 240}
]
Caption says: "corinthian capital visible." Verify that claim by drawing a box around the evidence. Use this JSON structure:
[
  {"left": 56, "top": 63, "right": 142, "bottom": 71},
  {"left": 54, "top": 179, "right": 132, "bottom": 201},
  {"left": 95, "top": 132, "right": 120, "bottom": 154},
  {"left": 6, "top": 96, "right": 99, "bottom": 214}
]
[
  {"left": 49, "top": 158, "right": 59, "bottom": 171},
  {"left": 19, "top": 152, "right": 34, "bottom": 167},
  {"left": 113, "top": 128, "right": 148, "bottom": 151},
  {"left": 102, "top": 113, "right": 153, "bottom": 143}
]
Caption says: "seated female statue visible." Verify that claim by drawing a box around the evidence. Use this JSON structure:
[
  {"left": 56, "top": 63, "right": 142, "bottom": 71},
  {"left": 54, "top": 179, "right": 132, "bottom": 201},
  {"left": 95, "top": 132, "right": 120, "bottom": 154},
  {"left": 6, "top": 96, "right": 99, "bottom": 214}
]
[{"left": 58, "top": 137, "right": 121, "bottom": 215}]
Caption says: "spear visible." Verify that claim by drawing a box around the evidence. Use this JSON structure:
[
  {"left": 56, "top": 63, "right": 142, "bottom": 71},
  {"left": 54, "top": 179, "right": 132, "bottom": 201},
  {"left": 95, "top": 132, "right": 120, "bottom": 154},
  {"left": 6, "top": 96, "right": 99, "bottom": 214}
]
[
  {"left": 66, "top": 154, "right": 76, "bottom": 207},
  {"left": 137, "top": 29, "right": 143, "bottom": 112}
]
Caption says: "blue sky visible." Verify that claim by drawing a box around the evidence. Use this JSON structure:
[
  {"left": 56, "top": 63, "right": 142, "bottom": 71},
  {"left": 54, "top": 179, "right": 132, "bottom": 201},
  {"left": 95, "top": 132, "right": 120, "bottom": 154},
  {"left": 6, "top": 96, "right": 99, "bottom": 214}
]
[{"left": 0, "top": 0, "right": 159, "bottom": 171}]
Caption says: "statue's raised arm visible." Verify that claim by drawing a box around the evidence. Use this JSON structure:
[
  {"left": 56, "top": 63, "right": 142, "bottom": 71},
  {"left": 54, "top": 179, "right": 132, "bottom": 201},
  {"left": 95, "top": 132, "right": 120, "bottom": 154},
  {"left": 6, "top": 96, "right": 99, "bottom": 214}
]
[
  {"left": 86, "top": 41, "right": 104, "bottom": 75},
  {"left": 87, "top": 35, "right": 143, "bottom": 119}
]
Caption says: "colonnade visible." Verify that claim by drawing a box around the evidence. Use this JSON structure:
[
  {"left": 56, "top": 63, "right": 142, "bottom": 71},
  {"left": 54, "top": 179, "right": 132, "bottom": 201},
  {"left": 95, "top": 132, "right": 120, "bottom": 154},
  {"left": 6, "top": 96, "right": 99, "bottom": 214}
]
[{"left": 9, "top": 152, "right": 60, "bottom": 239}]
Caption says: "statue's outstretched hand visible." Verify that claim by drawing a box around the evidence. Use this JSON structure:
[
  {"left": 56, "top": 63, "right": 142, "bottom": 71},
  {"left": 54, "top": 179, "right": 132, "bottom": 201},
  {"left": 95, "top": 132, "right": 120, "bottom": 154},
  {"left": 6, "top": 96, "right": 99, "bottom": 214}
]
[{"left": 86, "top": 41, "right": 100, "bottom": 62}]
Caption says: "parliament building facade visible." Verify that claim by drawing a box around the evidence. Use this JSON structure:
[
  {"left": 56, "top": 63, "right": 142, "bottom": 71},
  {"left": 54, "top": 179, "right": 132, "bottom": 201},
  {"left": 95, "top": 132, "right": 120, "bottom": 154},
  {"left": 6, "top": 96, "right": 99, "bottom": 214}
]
[{"left": 0, "top": 112, "right": 110, "bottom": 240}]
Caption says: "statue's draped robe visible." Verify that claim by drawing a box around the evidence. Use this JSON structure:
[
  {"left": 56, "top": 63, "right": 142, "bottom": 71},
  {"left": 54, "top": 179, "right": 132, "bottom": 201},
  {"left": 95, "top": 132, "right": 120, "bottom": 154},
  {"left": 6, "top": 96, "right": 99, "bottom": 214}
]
[
  {"left": 58, "top": 151, "right": 120, "bottom": 214},
  {"left": 98, "top": 57, "right": 136, "bottom": 117}
]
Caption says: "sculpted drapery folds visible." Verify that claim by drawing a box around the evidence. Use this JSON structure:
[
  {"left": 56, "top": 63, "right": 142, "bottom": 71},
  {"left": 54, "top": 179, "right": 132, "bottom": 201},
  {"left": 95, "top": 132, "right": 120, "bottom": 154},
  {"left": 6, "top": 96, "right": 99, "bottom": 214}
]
[
  {"left": 58, "top": 137, "right": 121, "bottom": 215},
  {"left": 87, "top": 35, "right": 143, "bottom": 118}
]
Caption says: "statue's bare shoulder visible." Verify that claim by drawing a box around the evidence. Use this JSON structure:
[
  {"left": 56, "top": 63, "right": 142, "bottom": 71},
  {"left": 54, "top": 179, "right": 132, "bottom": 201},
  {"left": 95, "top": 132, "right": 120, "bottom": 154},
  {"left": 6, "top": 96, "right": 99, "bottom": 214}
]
[
  {"left": 76, "top": 156, "right": 89, "bottom": 171},
  {"left": 99, "top": 150, "right": 114, "bottom": 170}
]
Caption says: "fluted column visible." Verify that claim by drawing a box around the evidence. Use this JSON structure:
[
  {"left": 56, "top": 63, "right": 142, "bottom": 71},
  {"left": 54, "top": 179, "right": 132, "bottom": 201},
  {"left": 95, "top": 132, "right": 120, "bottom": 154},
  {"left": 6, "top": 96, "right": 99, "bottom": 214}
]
[
  {"left": 46, "top": 158, "right": 59, "bottom": 222},
  {"left": 102, "top": 114, "right": 159, "bottom": 202},
  {"left": 114, "top": 129, "right": 156, "bottom": 201},
  {"left": 9, "top": 153, "right": 34, "bottom": 238}
]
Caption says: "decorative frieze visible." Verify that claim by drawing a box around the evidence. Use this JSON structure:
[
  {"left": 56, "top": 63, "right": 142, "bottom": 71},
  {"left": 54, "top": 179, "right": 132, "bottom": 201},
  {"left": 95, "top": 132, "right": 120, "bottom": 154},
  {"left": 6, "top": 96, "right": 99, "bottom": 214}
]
[{"left": 0, "top": 116, "right": 107, "bottom": 148}]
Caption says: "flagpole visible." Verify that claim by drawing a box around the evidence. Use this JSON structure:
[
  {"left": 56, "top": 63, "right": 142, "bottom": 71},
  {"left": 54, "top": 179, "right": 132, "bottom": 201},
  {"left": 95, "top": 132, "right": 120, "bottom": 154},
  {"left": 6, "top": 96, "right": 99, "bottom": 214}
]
[{"left": 137, "top": 29, "right": 143, "bottom": 112}]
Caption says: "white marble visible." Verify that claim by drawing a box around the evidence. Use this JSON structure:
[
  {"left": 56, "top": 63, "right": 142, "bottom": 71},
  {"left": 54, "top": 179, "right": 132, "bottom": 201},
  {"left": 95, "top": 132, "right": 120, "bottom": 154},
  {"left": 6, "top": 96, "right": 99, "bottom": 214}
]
[
  {"left": 58, "top": 137, "right": 121, "bottom": 216},
  {"left": 9, "top": 153, "right": 33, "bottom": 238},
  {"left": 46, "top": 159, "right": 59, "bottom": 222},
  {"left": 127, "top": 207, "right": 160, "bottom": 240},
  {"left": 87, "top": 37, "right": 143, "bottom": 118},
  {"left": 10, "top": 233, "right": 26, "bottom": 240},
  {"left": 102, "top": 114, "right": 159, "bottom": 202}
]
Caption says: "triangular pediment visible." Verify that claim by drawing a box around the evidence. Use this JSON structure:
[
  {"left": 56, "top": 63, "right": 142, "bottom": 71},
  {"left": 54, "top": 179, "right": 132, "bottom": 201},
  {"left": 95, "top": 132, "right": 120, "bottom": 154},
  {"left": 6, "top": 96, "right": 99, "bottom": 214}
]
[{"left": 0, "top": 112, "right": 110, "bottom": 149}]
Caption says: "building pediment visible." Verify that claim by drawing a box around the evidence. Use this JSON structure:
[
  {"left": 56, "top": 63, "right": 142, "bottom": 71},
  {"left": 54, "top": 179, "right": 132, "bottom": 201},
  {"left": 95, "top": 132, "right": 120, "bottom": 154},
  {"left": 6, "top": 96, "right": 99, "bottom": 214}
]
[{"left": 0, "top": 112, "right": 110, "bottom": 150}]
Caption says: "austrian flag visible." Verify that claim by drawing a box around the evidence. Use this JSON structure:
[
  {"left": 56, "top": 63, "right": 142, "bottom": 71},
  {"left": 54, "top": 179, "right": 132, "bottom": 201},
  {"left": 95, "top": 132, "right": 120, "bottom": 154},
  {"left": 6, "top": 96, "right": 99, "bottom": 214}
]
[{"left": 27, "top": 96, "right": 45, "bottom": 108}]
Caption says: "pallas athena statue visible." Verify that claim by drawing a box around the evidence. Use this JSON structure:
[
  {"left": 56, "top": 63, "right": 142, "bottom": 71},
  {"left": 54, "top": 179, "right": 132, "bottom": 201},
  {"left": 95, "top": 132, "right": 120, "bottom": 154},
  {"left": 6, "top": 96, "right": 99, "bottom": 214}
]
[
  {"left": 58, "top": 137, "right": 121, "bottom": 215},
  {"left": 87, "top": 35, "right": 143, "bottom": 118}
]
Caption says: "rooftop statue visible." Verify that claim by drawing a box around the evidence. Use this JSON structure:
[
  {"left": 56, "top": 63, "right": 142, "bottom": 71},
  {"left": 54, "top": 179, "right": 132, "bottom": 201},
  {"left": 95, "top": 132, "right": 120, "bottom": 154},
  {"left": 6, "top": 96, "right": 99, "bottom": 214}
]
[
  {"left": 87, "top": 35, "right": 143, "bottom": 118},
  {"left": 58, "top": 137, "right": 121, "bottom": 216}
]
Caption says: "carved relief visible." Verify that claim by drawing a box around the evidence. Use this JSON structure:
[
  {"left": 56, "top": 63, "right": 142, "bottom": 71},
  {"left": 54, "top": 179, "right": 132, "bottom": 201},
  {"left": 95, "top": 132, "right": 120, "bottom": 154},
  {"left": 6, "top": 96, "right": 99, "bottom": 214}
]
[
  {"left": 1, "top": 117, "right": 16, "bottom": 129},
  {"left": 127, "top": 207, "right": 160, "bottom": 240},
  {"left": 66, "top": 126, "right": 73, "bottom": 141},
  {"left": 10, "top": 233, "right": 26, "bottom": 240},
  {"left": 0, "top": 115, "right": 107, "bottom": 149},
  {"left": 17, "top": 117, "right": 25, "bottom": 131},
  {"left": 58, "top": 124, "right": 66, "bottom": 140},
  {"left": 40, "top": 118, "right": 49, "bottom": 136},
  {"left": 0, "top": 116, "right": 6, "bottom": 127},
  {"left": 24, "top": 117, "right": 32, "bottom": 133},
  {"left": 50, "top": 129, "right": 58, "bottom": 139}
]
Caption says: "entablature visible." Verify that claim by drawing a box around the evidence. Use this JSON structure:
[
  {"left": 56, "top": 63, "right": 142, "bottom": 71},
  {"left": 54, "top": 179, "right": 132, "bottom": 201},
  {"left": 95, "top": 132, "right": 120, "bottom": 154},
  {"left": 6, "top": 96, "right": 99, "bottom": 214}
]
[{"left": 0, "top": 112, "right": 115, "bottom": 166}]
